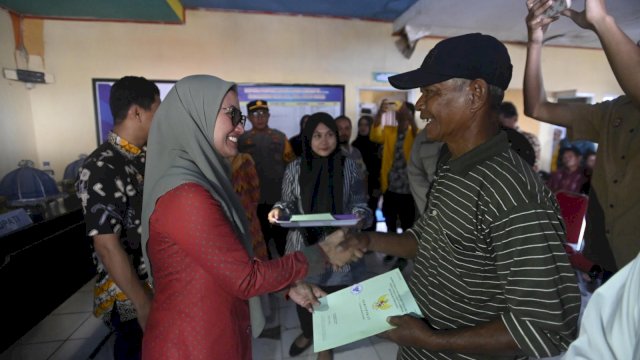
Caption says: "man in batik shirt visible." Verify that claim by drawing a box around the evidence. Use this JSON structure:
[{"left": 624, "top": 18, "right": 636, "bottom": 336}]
[{"left": 77, "top": 76, "right": 160, "bottom": 360}]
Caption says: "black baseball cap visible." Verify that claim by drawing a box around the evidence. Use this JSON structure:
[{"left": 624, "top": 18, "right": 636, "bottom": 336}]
[
  {"left": 247, "top": 100, "right": 269, "bottom": 113},
  {"left": 388, "top": 33, "right": 512, "bottom": 91}
]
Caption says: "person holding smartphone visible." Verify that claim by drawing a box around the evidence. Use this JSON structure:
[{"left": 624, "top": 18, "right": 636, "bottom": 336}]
[
  {"left": 524, "top": 0, "right": 640, "bottom": 275},
  {"left": 370, "top": 99, "right": 418, "bottom": 239}
]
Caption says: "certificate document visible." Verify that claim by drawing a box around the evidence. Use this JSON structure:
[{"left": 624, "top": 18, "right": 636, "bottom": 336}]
[{"left": 312, "top": 268, "right": 423, "bottom": 352}]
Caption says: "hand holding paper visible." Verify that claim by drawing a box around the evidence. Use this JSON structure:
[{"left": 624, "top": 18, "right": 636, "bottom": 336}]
[
  {"left": 267, "top": 208, "right": 281, "bottom": 224},
  {"left": 380, "top": 314, "right": 433, "bottom": 348},
  {"left": 287, "top": 282, "right": 327, "bottom": 313}
]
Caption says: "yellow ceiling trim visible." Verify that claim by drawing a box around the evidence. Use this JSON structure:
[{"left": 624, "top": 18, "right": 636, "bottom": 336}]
[
  {"left": 166, "top": 0, "right": 184, "bottom": 23},
  {"left": 24, "top": 18, "right": 44, "bottom": 58}
]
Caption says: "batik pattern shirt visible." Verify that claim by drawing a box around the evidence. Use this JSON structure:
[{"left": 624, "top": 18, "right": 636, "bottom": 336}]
[
  {"left": 76, "top": 136, "right": 148, "bottom": 326},
  {"left": 231, "top": 153, "right": 268, "bottom": 261}
]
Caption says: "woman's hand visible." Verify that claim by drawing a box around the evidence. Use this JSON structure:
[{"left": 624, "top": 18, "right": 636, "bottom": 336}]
[
  {"left": 287, "top": 282, "right": 327, "bottom": 313},
  {"left": 267, "top": 208, "right": 281, "bottom": 224}
]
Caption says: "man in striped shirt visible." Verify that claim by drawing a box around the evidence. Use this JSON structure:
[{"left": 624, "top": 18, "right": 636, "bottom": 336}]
[{"left": 346, "top": 33, "right": 580, "bottom": 359}]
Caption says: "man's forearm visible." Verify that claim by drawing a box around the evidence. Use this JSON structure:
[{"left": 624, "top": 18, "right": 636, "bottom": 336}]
[
  {"left": 366, "top": 231, "right": 418, "bottom": 259},
  {"left": 593, "top": 15, "right": 640, "bottom": 107},
  {"left": 523, "top": 42, "right": 576, "bottom": 129},
  {"left": 523, "top": 42, "right": 554, "bottom": 122},
  {"left": 427, "top": 318, "right": 521, "bottom": 356}
]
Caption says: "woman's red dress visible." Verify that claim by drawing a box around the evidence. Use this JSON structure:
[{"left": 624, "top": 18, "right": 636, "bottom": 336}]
[{"left": 142, "top": 183, "right": 308, "bottom": 359}]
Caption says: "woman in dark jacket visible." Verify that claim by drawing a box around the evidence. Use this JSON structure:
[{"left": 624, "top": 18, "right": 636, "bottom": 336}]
[{"left": 269, "top": 112, "right": 372, "bottom": 360}]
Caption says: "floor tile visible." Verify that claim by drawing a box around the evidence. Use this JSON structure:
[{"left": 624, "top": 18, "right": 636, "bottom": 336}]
[
  {"left": 49, "top": 338, "right": 97, "bottom": 360},
  {"left": 51, "top": 290, "right": 93, "bottom": 315},
  {"left": 0, "top": 341, "right": 62, "bottom": 360},
  {"left": 253, "top": 335, "right": 283, "bottom": 360},
  {"left": 69, "top": 315, "right": 110, "bottom": 340},
  {"left": 20, "top": 313, "right": 90, "bottom": 344},
  {"left": 90, "top": 333, "right": 115, "bottom": 360}
]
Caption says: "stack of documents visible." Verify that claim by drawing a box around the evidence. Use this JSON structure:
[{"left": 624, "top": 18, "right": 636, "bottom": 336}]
[{"left": 312, "top": 268, "right": 423, "bottom": 352}]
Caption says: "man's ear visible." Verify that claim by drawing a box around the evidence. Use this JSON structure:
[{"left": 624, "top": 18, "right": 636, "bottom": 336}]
[
  {"left": 468, "top": 79, "right": 489, "bottom": 112},
  {"left": 127, "top": 104, "right": 142, "bottom": 123}
]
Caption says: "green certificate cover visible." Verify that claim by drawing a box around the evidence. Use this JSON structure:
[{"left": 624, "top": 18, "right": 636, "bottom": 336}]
[{"left": 312, "top": 268, "right": 423, "bottom": 352}]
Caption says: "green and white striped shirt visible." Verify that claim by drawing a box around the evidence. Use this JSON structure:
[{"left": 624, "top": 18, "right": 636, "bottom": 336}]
[{"left": 403, "top": 132, "right": 581, "bottom": 360}]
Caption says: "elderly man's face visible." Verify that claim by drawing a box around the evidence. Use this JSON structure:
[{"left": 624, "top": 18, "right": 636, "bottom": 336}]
[{"left": 415, "top": 79, "right": 470, "bottom": 143}]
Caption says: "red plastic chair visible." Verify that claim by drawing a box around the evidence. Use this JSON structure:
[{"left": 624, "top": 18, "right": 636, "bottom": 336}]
[
  {"left": 555, "top": 190, "right": 588, "bottom": 250},
  {"left": 555, "top": 190, "right": 593, "bottom": 273}
]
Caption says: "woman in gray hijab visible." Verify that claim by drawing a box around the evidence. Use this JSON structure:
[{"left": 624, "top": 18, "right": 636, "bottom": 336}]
[{"left": 140, "top": 75, "right": 359, "bottom": 360}]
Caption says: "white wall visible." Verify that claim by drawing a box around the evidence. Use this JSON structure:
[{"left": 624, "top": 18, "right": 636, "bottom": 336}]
[
  {"left": 0, "top": 11, "right": 39, "bottom": 177},
  {"left": 0, "top": 8, "right": 624, "bottom": 178}
]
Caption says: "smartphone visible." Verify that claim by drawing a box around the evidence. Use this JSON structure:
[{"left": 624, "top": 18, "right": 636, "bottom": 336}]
[
  {"left": 381, "top": 110, "right": 397, "bottom": 127},
  {"left": 384, "top": 100, "right": 403, "bottom": 111},
  {"left": 544, "top": 0, "right": 571, "bottom": 18}
]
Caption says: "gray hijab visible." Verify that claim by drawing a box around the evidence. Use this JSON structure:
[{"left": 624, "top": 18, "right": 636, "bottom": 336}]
[{"left": 141, "top": 74, "right": 264, "bottom": 337}]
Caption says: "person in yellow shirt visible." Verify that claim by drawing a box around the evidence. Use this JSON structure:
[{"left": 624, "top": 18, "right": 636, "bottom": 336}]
[{"left": 370, "top": 100, "right": 417, "bottom": 236}]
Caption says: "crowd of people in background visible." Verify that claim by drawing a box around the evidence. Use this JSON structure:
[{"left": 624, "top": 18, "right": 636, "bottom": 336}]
[{"left": 72, "top": 0, "right": 639, "bottom": 359}]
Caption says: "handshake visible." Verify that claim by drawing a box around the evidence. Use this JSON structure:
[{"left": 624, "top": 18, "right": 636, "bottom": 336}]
[
  {"left": 318, "top": 229, "right": 370, "bottom": 269},
  {"left": 287, "top": 229, "right": 372, "bottom": 312}
]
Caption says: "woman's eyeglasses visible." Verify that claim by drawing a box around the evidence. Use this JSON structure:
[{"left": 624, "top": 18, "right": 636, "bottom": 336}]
[{"left": 222, "top": 106, "right": 247, "bottom": 128}]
